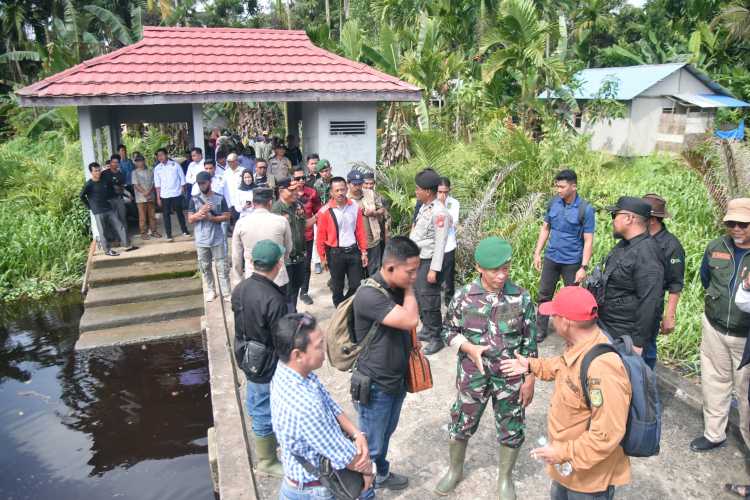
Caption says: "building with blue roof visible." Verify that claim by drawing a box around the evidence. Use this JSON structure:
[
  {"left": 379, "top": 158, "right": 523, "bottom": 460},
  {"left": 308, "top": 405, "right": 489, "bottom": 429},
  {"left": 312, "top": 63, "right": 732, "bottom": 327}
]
[{"left": 540, "top": 63, "right": 749, "bottom": 155}]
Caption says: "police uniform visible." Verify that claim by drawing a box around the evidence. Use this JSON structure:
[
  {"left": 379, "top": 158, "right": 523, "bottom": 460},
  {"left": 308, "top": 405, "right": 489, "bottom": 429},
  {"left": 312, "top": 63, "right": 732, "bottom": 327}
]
[
  {"left": 436, "top": 237, "right": 537, "bottom": 499},
  {"left": 409, "top": 169, "right": 452, "bottom": 352}
]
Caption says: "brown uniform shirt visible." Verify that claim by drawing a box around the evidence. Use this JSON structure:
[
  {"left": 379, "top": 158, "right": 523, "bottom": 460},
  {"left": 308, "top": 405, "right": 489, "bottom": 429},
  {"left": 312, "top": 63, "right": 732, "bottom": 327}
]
[{"left": 529, "top": 330, "right": 631, "bottom": 493}]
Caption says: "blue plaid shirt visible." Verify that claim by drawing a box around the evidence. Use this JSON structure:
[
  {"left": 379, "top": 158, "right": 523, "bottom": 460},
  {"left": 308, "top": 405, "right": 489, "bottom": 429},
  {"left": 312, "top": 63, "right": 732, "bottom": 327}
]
[{"left": 270, "top": 362, "right": 357, "bottom": 483}]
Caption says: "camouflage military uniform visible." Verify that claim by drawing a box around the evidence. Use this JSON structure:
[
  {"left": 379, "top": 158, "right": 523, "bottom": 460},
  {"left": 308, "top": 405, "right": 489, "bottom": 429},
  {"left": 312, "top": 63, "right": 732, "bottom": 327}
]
[
  {"left": 442, "top": 278, "right": 538, "bottom": 448},
  {"left": 314, "top": 178, "right": 331, "bottom": 204}
]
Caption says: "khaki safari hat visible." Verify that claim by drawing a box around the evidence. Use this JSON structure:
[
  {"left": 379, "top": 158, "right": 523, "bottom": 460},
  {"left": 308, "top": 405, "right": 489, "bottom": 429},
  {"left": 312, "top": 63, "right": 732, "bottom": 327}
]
[{"left": 724, "top": 198, "right": 750, "bottom": 223}]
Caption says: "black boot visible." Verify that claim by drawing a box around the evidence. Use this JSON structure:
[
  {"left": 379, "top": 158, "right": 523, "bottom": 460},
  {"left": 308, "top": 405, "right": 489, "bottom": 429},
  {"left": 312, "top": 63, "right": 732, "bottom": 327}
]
[{"left": 424, "top": 338, "right": 444, "bottom": 355}]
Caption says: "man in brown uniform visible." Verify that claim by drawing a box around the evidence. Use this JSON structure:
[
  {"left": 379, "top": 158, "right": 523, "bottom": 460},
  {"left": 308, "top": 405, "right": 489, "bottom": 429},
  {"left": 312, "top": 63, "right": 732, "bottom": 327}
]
[{"left": 501, "top": 286, "right": 631, "bottom": 500}]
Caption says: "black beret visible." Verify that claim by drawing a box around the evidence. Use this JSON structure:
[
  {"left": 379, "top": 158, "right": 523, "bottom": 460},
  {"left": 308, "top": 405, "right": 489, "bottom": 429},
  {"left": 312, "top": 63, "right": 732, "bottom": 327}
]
[
  {"left": 253, "top": 187, "right": 274, "bottom": 203},
  {"left": 415, "top": 168, "right": 441, "bottom": 189}
]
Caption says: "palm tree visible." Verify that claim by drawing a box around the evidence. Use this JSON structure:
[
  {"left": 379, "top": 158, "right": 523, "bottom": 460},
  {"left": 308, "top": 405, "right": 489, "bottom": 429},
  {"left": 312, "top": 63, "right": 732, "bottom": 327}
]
[{"left": 714, "top": 2, "right": 750, "bottom": 42}]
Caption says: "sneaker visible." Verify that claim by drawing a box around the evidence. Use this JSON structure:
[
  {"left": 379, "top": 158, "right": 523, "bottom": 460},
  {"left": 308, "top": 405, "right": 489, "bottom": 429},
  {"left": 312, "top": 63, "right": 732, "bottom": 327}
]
[
  {"left": 105, "top": 250, "right": 120, "bottom": 257},
  {"left": 151, "top": 231, "right": 162, "bottom": 238},
  {"left": 375, "top": 472, "right": 409, "bottom": 491},
  {"left": 166, "top": 237, "right": 174, "bottom": 242},
  {"left": 423, "top": 339, "right": 445, "bottom": 356},
  {"left": 124, "top": 246, "right": 139, "bottom": 252},
  {"left": 314, "top": 263, "right": 322, "bottom": 274},
  {"left": 182, "top": 231, "right": 190, "bottom": 236},
  {"left": 205, "top": 291, "right": 216, "bottom": 302},
  {"left": 300, "top": 293, "right": 313, "bottom": 305},
  {"left": 690, "top": 436, "right": 726, "bottom": 452},
  {"left": 140, "top": 232, "right": 150, "bottom": 240}
]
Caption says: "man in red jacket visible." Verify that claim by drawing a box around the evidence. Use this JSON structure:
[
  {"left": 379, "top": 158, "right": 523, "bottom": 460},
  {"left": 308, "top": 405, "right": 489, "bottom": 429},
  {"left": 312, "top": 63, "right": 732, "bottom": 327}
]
[
  {"left": 293, "top": 165, "right": 323, "bottom": 305},
  {"left": 316, "top": 176, "right": 369, "bottom": 306}
]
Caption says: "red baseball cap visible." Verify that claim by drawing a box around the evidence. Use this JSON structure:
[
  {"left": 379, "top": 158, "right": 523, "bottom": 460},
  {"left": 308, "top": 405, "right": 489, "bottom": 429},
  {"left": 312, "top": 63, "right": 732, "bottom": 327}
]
[{"left": 538, "top": 286, "right": 598, "bottom": 321}]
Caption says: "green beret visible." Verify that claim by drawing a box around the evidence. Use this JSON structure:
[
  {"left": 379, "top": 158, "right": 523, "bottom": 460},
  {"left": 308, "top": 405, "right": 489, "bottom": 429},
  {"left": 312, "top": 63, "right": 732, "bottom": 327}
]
[
  {"left": 316, "top": 159, "right": 331, "bottom": 172},
  {"left": 474, "top": 237, "right": 512, "bottom": 269},
  {"left": 252, "top": 239, "right": 285, "bottom": 267}
]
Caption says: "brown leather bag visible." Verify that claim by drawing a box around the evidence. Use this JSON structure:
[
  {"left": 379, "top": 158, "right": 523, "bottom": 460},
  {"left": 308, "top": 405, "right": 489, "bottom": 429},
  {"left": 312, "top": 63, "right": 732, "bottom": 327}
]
[{"left": 406, "top": 328, "right": 433, "bottom": 393}]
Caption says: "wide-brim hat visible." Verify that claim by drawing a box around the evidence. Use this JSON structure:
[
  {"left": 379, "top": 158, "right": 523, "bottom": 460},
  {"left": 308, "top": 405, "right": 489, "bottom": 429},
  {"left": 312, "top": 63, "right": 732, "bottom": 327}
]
[
  {"left": 724, "top": 198, "right": 750, "bottom": 223},
  {"left": 642, "top": 193, "right": 671, "bottom": 218}
]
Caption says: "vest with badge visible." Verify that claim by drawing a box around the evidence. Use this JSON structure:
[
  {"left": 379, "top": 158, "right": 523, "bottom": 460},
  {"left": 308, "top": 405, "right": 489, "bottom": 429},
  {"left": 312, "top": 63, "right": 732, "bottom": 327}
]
[
  {"left": 410, "top": 200, "right": 448, "bottom": 259},
  {"left": 704, "top": 236, "right": 750, "bottom": 335}
]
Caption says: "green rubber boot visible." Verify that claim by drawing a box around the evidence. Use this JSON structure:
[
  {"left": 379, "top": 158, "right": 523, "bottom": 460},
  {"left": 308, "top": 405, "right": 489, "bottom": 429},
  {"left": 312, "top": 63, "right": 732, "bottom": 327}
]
[
  {"left": 254, "top": 433, "right": 284, "bottom": 478},
  {"left": 498, "top": 445, "right": 520, "bottom": 500},
  {"left": 435, "top": 439, "right": 468, "bottom": 496}
]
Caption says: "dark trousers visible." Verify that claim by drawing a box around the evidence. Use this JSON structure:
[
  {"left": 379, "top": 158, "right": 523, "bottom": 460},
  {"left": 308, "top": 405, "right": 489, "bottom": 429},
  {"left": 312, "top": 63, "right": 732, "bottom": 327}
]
[
  {"left": 442, "top": 249, "right": 456, "bottom": 306},
  {"left": 285, "top": 260, "right": 306, "bottom": 313},
  {"left": 229, "top": 207, "right": 240, "bottom": 235},
  {"left": 642, "top": 302, "right": 663, "bottom": 370},
  {"left": 551, "top": 481, "right": 614, "bottom": 499},
  {"left": 536, "top": 257, "right": 579, "bottom": 336},
  {"left": 366, "top": 244, "right": 382, "bottom": 277},
  {"left": 161, "top": 195, "right": 188, "bottom": 238},
  {"left": 354, "top": 383, "right": 406, "bottom": 479},
  {"left": 415, "top": 258, "right": 444, "bottom": 341},
  {"left": 301, "top": 239, "right": 314, "bottom": 294},
  {"left": 327, "top": 246, "right": 364, "bottom": 307}
]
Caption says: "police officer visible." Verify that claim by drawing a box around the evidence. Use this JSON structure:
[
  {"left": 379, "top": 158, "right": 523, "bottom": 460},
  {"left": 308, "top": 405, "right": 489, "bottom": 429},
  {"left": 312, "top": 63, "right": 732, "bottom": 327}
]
[
  {"left": 436, "top": 237, "right": 537, "bottom": 499},
  {"left": 599, "top": 196, "right": 664, "bottom": 351},
  {"left": 642, "top": 193, "right": 685, "bottom": 369},
  {"left": 410, "top": 168, "right": 452, "bottom": 355}
]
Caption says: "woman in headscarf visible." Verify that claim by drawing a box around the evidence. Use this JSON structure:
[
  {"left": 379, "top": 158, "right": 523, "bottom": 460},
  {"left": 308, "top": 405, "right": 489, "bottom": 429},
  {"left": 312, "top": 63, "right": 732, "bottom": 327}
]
[{"left": 237, "top": 169, "right": 255, "bottom": 219}]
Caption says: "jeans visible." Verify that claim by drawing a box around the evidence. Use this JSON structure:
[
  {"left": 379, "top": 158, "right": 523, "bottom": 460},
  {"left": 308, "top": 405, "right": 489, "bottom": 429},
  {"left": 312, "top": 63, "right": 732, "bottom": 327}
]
[
  {"left": 197, "top": 245, "right": 230, "bottom": 296},
  {"left": 442, "top": 249, "right": 456, "bottom": 307},
  {"left": 161, "top": 195, "right": 188, "bottom": 238},
  {"left": 537, "top": 257, "right": 580, "bottom": 336},
  {"left": 327, "top": 246, "right": 364, "bottom": 307},
  {"left": 279, "top": 480, "right": 375, "bottom": 500},
  {"left": 355, "top": 383, "right": 406, "bottom": 478},
  {"left": 246, "top": 382, "right": 273, "bottom": 437},
  {"left": 92, "top": 209, "right": 129, "bottom": 251},
  {"left": 286, "top": 260, "right": 306, "bottom": 312},
  {"left": 301, "top": 239, "right": 314, "bottom": 294},
  {"left": 643, "top": 334, "right": 658, "bottom": 370},
  {"left": 550, "top": 481, "right": 614, "bottom": 499}
]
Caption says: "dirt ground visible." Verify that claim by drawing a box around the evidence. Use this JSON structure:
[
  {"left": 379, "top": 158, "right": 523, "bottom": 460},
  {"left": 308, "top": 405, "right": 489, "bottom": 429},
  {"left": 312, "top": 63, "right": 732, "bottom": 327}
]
[{"left": 251, "top": 271, "right": 750, "bottom": 500}]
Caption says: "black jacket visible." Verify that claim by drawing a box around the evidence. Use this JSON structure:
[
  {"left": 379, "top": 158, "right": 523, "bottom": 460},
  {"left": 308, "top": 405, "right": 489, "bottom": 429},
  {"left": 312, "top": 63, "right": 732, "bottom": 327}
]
[
  {"left": 231, "top": 273, "right": 287, "bottom": 383},
  {"left": 598, "top": 232, "right": 665, "bottom": 347}
]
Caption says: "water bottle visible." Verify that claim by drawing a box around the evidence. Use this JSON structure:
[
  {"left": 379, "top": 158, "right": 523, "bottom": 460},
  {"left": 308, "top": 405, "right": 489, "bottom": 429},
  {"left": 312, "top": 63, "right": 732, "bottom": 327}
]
[{"left": 535, "top": 437, "right": 573, "bottom": 477}]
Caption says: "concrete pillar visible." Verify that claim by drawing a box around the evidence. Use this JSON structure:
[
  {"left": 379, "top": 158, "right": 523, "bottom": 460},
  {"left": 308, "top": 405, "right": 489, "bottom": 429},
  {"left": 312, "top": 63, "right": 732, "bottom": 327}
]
[
  {"left": 191, "top": 103, "right": 204, "bottom": 150},
  {"left": 286, "top": 102, "right": 302, "bottom": 139},
  {"left": 78, "top": 106, "right": 96, "bottom": 180},
  {"left": 108, "top": 112, "right": 121, "bottom": 156}
]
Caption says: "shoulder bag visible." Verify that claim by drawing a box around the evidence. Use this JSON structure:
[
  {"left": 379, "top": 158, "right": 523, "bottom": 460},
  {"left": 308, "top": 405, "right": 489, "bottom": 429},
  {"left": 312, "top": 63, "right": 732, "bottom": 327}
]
[{"left": 406, "top": 328, "right": 433, "bottom": 393}]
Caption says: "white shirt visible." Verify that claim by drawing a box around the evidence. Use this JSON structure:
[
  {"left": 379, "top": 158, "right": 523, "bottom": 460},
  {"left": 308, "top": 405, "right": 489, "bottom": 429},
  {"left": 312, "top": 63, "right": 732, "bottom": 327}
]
[
  {"left": 153, "top": 160, "right": 186, "bottom": 199},
  {"left": 331, "top": 202, "right": 359, "bottom": 248},
  {"left": 237, "top": 189, "right": 254, "bottom": 218},
  {"left": 191, "top": 173, "right": 227, "bottom": 198},
  {"left": 186, "top": 159, "right": 205, "bottom": 184},
  {"left": 444, "top": 195, "right": 460, "bottom": 253},
  {"left": 223, "top": 166, "right": 246, "bottom": 209}
]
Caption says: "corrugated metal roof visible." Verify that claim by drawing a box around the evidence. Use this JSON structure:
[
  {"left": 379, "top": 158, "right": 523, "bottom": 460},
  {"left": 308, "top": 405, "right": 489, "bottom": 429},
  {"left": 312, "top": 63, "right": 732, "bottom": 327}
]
[
  {"left": 17, "top": 27, "right": 421, "bottom": 105},
  {"left": 539, "top": 63, "right": 735, "bottom": 101}
]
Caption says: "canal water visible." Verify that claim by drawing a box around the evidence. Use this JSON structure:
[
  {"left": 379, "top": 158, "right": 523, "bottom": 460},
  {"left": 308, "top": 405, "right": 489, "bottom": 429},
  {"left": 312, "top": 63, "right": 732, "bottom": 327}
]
[{"left": 0, "top": 294, "right": 215, "bottom": 500}]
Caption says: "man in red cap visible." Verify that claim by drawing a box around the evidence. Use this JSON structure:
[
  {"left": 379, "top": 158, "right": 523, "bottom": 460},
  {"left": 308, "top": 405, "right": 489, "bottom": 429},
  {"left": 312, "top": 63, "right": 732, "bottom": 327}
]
[{"left": 501, "top": 286, "right": 632, "bottom": 500}]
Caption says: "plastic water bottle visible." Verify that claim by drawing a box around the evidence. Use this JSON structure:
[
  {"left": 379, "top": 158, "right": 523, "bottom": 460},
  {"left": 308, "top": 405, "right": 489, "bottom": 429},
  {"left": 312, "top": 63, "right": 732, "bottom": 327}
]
[{"left": 535, "top": 437, "right": 573, "bottom": 476}]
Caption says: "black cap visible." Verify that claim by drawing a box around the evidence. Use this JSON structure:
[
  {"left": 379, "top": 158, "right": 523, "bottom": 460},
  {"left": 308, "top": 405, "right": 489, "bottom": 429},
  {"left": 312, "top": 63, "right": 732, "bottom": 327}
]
[
  {"left": 275, "top": 143, "right": 287, "bottom": 149},
  {"left": 605, "top": 196, "right": 652, "bottom": 218},
  {"left": 134, "top": 154, "right": 145, "bottom": 161},
  {"left": 415, "top": 168, "right": 441, "bottom": 189},
  {"left": 277, "top": 177, "right": 294, "bottom": 190},
  {"left": 253, "top": 187, "right": 274, "bottom": 203},
  {"left": 196, "top": 171, "right": 211, "bottom": 183}
]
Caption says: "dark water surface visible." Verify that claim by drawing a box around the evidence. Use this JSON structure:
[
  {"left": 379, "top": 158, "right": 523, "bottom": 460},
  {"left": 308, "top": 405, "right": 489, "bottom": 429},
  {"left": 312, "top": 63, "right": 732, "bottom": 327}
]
[{"left": 0, "top": 294, "right": 215, "bottom": 500}]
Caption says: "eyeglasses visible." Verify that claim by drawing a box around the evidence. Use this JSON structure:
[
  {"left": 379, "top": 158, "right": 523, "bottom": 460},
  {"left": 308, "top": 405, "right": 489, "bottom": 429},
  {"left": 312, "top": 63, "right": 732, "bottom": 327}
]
[
  {"left": 725, "top": 221, "right": 750, "bottom": 229},
  {"left": 293, "top": 176, "right": 305, "bottom": 181},
  {"left": 292, "top": 312, "right": 316, "bottom": 345}
]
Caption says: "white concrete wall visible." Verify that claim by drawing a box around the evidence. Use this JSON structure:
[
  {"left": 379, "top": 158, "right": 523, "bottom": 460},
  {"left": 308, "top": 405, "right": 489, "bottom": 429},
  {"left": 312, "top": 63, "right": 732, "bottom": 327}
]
[
  {"left": 581, "top": 101, "right": 632, "bottom": 155},
  {"left": 640, "top": 68, "right": 714, "bottom": 96},
  {"left": 627, "top": 97, "right": 668, "bottom": 155},
  {"left": 301, "top": 102, "right": 377, "bottom": 177}
]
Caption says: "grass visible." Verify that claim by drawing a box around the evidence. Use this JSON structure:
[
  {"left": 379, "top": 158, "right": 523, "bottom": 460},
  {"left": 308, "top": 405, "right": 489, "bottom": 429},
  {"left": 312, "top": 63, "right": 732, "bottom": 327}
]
[{"left": 0, "top": 133, "right": 89, "bottom": 302}]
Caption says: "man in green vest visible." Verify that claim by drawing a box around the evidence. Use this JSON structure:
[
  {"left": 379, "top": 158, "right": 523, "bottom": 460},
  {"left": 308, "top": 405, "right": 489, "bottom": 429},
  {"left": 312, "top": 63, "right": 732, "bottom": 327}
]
[{"left": 691, "top": 197, "right": 750, "bottom": 454}]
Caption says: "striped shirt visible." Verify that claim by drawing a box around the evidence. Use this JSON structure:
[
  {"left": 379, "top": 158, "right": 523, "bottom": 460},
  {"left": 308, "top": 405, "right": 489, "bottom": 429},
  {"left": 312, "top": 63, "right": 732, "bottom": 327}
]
[{"left": 270, "top": 362, "right": 356, "bottom": 484}]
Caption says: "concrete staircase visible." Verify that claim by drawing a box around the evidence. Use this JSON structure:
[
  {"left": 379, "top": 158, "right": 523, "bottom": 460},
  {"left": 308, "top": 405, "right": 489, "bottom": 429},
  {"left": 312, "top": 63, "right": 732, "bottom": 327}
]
[{"left": 76, "top": 236, "right": 205, "bottom": 350}]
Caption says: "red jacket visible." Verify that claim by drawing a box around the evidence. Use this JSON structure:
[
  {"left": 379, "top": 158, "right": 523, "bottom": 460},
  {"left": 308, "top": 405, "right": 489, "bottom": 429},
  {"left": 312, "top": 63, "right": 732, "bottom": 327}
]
[
  {"left": 299, "top": 185, "right": 322, "bottom": 241},
  {"left": 316, "top": 199, "right": 367, "bottom": 261}
]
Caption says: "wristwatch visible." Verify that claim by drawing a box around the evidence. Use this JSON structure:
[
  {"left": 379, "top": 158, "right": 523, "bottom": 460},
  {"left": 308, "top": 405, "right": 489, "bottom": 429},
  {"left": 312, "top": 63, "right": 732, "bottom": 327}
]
[{"left": 581, "top": 264, "right": 589, "bottom": 271}]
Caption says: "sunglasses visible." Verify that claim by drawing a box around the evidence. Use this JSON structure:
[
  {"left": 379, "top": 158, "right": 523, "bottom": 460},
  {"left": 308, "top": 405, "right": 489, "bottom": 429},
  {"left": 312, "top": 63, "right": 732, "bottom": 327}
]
[
  {"left": 293, "top": 176, "right": 305, "bottom": 182},
  {"left": 292, "top": 312, "right": 315, "bottom": 345},
  {"left": 725, "top": 221, "right": 750, "bottom": 229}
]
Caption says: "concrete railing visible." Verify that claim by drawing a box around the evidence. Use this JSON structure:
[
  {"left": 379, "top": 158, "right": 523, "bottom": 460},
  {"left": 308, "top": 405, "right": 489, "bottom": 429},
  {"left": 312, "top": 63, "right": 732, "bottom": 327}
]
[{"left": 203, "top": 266, "right": 259, "bottom": 500}]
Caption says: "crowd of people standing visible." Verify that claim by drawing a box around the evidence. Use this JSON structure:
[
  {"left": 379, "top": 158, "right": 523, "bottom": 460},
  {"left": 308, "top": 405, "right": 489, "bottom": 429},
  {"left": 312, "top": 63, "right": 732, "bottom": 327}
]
[{"left": 80, "top": 131, "right": 750, "bottom": 499}]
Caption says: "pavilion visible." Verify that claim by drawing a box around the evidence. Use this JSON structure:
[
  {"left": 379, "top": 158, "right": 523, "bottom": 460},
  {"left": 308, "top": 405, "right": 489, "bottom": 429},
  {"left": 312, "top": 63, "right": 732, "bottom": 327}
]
[{"left": 16, "top": 26, "right": 421, "bottom": 176}]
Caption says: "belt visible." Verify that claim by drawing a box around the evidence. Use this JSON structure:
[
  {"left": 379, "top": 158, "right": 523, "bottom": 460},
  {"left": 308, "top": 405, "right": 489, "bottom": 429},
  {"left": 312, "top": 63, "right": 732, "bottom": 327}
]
[
  {"left": 330, "top": 244, "right": 358, "bottom": 254},
  {"left": 286, "top": 478, "right": 323, "bottom": 488}
]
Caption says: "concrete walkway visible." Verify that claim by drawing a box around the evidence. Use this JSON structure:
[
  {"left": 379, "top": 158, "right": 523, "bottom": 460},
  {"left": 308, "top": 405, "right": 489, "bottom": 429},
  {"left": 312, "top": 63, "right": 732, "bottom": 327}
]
[{"left": 251, "top": 271, "right": 750, "bottom": 500}]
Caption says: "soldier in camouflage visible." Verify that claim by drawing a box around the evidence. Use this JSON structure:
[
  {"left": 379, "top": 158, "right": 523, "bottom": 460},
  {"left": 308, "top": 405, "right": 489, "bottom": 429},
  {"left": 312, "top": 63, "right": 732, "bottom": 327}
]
[{"left": 435, "top": 237, "right": 537, "bottom": 500}]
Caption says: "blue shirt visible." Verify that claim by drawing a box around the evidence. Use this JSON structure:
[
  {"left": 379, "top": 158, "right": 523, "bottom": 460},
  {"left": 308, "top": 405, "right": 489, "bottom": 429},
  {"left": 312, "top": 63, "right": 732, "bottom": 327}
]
[
  {"left": 238, "top": 154, "right": 255, "bottom": 174},
  {"left": 270, "top": 362, "right": 356, "bottom": 483},
  {"left": 544, "top": 194, "right": 595, "bottom": 265},
  {"left": 188, "top": 192, "right": 229, "bottom": 248},
  {"left": 120, "top": 158, "right": 135, "bottom": 185}
]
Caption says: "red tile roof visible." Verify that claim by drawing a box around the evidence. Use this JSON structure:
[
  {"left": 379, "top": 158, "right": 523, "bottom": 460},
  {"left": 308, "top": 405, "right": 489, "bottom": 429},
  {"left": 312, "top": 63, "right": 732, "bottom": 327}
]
[{"left": 18, "top": 27, "right": 421, "bottom": 106}]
